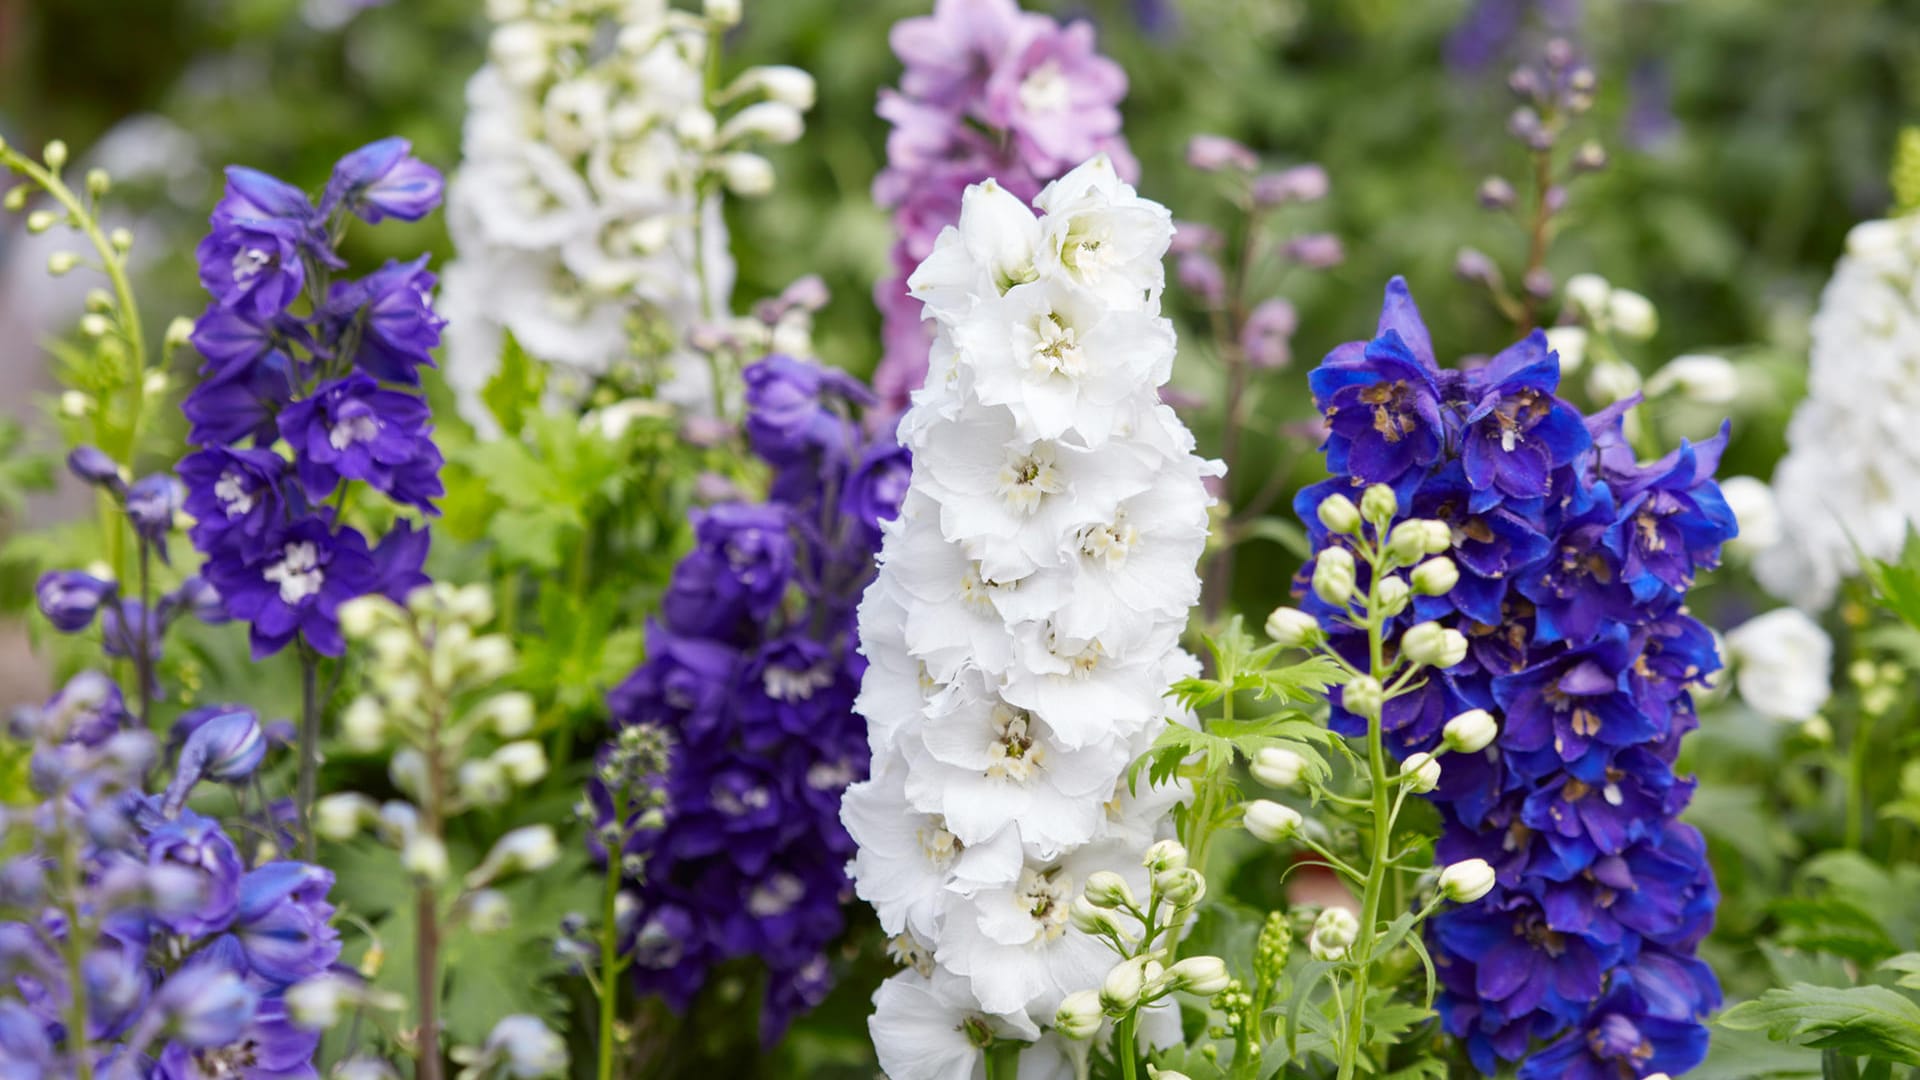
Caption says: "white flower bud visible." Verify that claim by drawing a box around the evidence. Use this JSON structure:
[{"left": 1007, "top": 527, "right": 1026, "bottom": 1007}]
[
  {"left": 703, "top": 0, "right": 741, "bottom": 25},
  {"left": 1308, "top": 907, "right": 1359, "bottom": 961},
  {"left": 370, "top": 626, "right": 417, "bottom": 669},
  {"left": 42, "top": 140, "right": 68, "bottom": 170},
  {"left": 402, "top": 834, "right": 450, "bottom": 884},
  {"left": 1442, "top": 709, "right": 1499, "bottom": 753},
  {"left": 673, "top": 108, "right": 718, "bottom": 147},
  {"left": 1402, "top": 622, "right": 1467, "bottom": 669},
  {"left": 341, "top": 697, "right": 387, "bottom": 752},
  {"left": 483, "top": 1014, "right": 569, "bottom": 1078},
  {"left": 1374, "top": 575, "right": 1410, "bottom": 617},
  {"left": 1586, "top": 358, "right": 1643, "bottom": 405},
  {"left": 1401, "top": 752, "right": 1442, "bottom": 793},
  {"left": 1607, "top": 288, "right": 1658, "bottom": 341},
  {"left": 1147, "top": 1069, "right": 1192, "bottom": 1080},
  {"left": 1054, "top": 989, "right": 1104, "bottom": 1039},
  {"left": 1387, "top": 519, "right": 1448, "bottom": 562},
  {"left": 1719, "top": 475, "right": 1780, "bottom": 553},
  {"left": 1099, "top": 957, "right": 1149, "bottom": 1015},
  {"left": 1264, "top": 607, "right": 1323, "bottom": 648},
  {"left": 26, "top": 209, "right": 59, "bottom": 233},
  {"left": 733, "top": 65, "right": 816, "bottom": 110},
  {"left": 1312, "top": 548, "right": 1356, "bottom": 607},
  {"left": 492, "top": 741, "right": 548, "bottom": 786},
  {"left": 718, "top": 102, "right": 805, "bottom": 147},
  {"left": 1141, "top": 839, "right": 1188, "bottom": 873},
  {"left": 1154, "top": 867, "right": 1205, "bottom": 907},
  {"left": 1359, "top": 483, "right": 1397, "bottom": 524},
  {"left": 1438, "top": 858, "right": 1496, "bottom": 903},
  {"left": 1645, "top": 353, "right": 1738, "bottom": 404},
  {"left": 1250, "top": 746, "right": 1307, "bottom": 789},
  {"left": 1316, "top": 493, "right": 1360, "bottom": 534},
  {"left": 1411, "top": 558, "right": 1459, "bottom": 597},
  {"left": 457, "top": 759, "right": 511, "bottom": 809},
  {"left": 46, "top": 251, "right": 78, "bottom": 276},
  {"left": 717, "top": 152, "right": 775, "bottom": 197},
  {"left": 1243, "top": 799, "right": 1302, "bottom": 843},
  {"left": 59, "top": 390, "right": 92, "bottom": 417},
  {"left": 1564, "top": 273, "right": 1611, "bottom": 321},
  {"left": 1082, "top": 870, "right": 1135, "bottom": 910},
  {"left": 389, "top": 748, "right": 429, "bottom": 802},
  {"left": 1165, "top": 955, "right": 1231, "bottom": 996},
  {"left": 448, "top": 585, "right": 495, "bottom": 626},
  {"left": 1544, "top": 325, "right": 1588, "bottom": 374},
  {"left": 462, "top": 888, "right": 513, "bottom": 933},
  {"left": 141, "top": 370, "right": 168, "bottom": 396},
  {"left": 1069, "top": 895, "right": 1121, "bottom": 937},
  {"left": 109, "top": 228, "right": 132, "bottom": 252},
  {"left": 464, "top": 635, "right": 516, "bottom": 683},
  {"left": 468, "top": 825, "right": 560, "bottom": 887},
  {"left": 312, "top": 793, "right": 377, "bottom": 842},
  {"left": 1342, "top": 675, "right": 1384, "bottom": 721},
  {"left": 477, "top": 692, "right": 537, "bottom": 737},
  {"left": 79, "top": 313, "right": 111, "bottom": 338},
  {"left": 286, "top": 972, "right": 358, "bottom": 1029}
]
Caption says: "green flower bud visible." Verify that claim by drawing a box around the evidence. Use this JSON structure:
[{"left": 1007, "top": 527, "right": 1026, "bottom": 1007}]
[
  {"left": 1442, "top": 709, "right": 1498, "bottom": 753},
  {"left": 42, "top": 141, "right": 67, "bottom": 170},
  {"left": 1100, "top": 956, "right": 1149, "bottom": 1015},
  {"left": 25, "top": 209, "right": 58, "bottom": 233},
  {"left": 1264, "top": 606, "right": 1323, "bottom": 648},
  {"left": 1253, "top": 911, "right": 1293, "bottom": 988},
  {"left": 1154, "top": 867, "right": 1206, "bottom": 907},
  {"left": 1141, "top": 839, "right": 1187, "bottom": 873},
  {"left": 1411, "top": 557, "right": 1460, "bottom": 596},
  {"left": 1243, "top": 799, "right": 1302, "bottom": 843},
  {"left": 46, "top": 251, "right": 77, "bottom": 276},
  {"left": 340, "top": 697, "right": 388, "bottom": 752},
  {"left": 78, "top": 314, "right": 111, "bottom": 338},
  {"left": 1359, "top": 483, "right": 1397, "bottom": 525},
  {"left": 1165, "top": 955, "right": 1231, "bottom": 996},
  {"left": 402, "top": 834, "right": 451, "bottom": 884},
  {"left": 1316, "top": 493, "right": 1360, "bottom": 534},
  {"left": 1401, "top": 751, "right": 1441, "bottom": 793},
  {"left": 1342, "top": 675, "right": 1384, "bottom": 721},
  {"left": 109, "top": 228, "right": 132, "bottom": 252},
  {"left": 1069, "top": 895, "right": 1121, "bottom": 937},
  {"left": 1374, "top": 575, "right": 1410, "bottom": 617},
  {"left": 1308, "top": 907, "right": 1359, "bottom": 961},
  {"left": 1311, "top": 547, "right": 1356, "bottom": 607},
  {"left": 1402, "top": 622, "right": 1468, "bottom": 669},
  {"left": 85, "top": 168, "right": 110, "bottom": 197},
  {"left": 3, "top": 185, "right": 28, "bottom": 211}
]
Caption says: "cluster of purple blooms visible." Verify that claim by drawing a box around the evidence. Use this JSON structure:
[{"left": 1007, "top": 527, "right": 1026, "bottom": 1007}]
[
  {"left": 1296, "top": 279, "right": 1733, "bottom": 1078},
  {"left": 180, "top": 138, "right": 444, "bottom": 658},
  {"left": 599, "top": 356, "right": 910, "bottom": 1042},
  {"left": 1, "top": 671, "right": 339, "bottom": 1079},
  {"left": 869, "top": 0, "right": 1134, "bottom": 417}
]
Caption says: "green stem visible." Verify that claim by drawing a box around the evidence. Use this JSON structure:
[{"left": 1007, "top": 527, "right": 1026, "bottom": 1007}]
[
  {"left": 54, "top": 801, "right": 97, "bottom": 1080},
  {"left": 1338, "top": 563, "right": 1396, "bottom": 1080},
  {"left": 1846, "top": 707, "right": 1880, "bottom": 851},
  {"left": 597, "top": 793, "right": 630, "bottom": 1080},
  {"left": 297, "top": 644, "right": 321, "bottom": 862},
  {"left": 135, "top": 538, "right": 153, "bottom": 728},
  {"left": 1114, "top": 1010, "right": 1139, "bottom": 1080}
]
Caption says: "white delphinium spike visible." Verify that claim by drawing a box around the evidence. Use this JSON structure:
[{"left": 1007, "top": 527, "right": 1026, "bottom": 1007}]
[{"left": 843, "top": 156, "right": 1214, "bottom": 1076}]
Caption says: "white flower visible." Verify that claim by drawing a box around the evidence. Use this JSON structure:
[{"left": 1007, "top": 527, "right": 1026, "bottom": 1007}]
[
  {"left": 482, "top": 1015, "right": 568, "bottom": 1079},
  {"left": 1724, "top": 608, "right": 1833, "bottom": 721},
  {"left": 910, "top": 179, "right": 1043, "bottom": 319},
  {"left": 1718, "top": 475, "right": 1780, "bottom": 553},
  {"left": 842, "top": 756, "right": 1022, "bottom": 942},
  {"left": 869, "top": 969, "right": 1039, "bottom": 1080},
  {"left": 1033, "top": 156, "right": 1173, "bottom": 310}
]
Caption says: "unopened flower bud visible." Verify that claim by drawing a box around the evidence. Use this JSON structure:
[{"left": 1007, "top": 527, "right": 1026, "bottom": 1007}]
[
  {"left": 1571, "top": 141, "right": 1608, "bottom": 173},
  {"left": 492, "top": 741, "right": 548, "bottom": 786},
  {"left": 1243, "top": 799, "right": 1302, "bottom": 843},
  {"left": 1401, "top": 752, "right": 1442, "bottom": 793},
  {"left": 46, "top": 251, "right": 78, "bottom": 276},
  {"left": 42, "top": 141, "right": 67, "bottom": 170},
  {"left": 1154, "top": 867, "right": 1205, "bottom": 907},
  {"left": 1454, "top": 247, "right": 1499, "bottom": 287},
  {"left": 338, "top": 596, "right": 397, "bottom": 641},
  {"left": 1264, "top": 607, "right": 1323, "bottom": 648},
  {"left": 1645, "top": 353, "right": 1737, "bottom": 404},
  {"left": 1386, "top": 519, "right": 1446, "bottom": 562},
  {"left": 1083, "top": 870, "right": 1135, "bottom": 910},
  {"left": 2, "top": 185, "right": 26, "bottom": 211},
  {"left": 1374, "top": 575, "right": 1410, "bottom": 617},
  {"left": 1403, "top": 622, "right": 1468, "bottom": 669},
  {"left": 463, "top": 888, "right": 513, "bottom": 933},
  {"left": 109, "top": 227, "right": 132, "bottom": 252},
  {"left": 734, "top": 65, "right": 815, "bottom": 110},
  {"left": 1141, "top": 839, "right": 1187, "bottom": 873},
  {"left": 1100, "top": 957, "right": 1150, "bottom": 1015},
  {"left": 477, "top": 692, "right": 536, "bottom": 737},
  {"left": 1607, "top": 288, "right": 1658, "bottom": 341},
  {"left": 1069, "top": 896, "right": 1121, "bottom": 937},
  {"left": 402, "top": 834, "right": 451, "bottom": 883},
  {"left": 286, "top": 972, "right": 357, "bottom": 1029},
  {"left": 1147, "top": 1068, "right": 1192, "bottom": 1080},
  {"left": 1250, "top": 746, "right": 1307, "bottom": 789},
  {"left": 1411, "top": 558, "right": 1459, "bottom": 596},
  {"left": 1054, "top": 989, "right": 1104, "bottom": 1039},
  {"left": 1250, "top": 164, "right": 1328, "bottom": 206},
  {"left": 1186, "top": 134, "right": 1258, "bottom": 173},
  {"left": 457, "top": 760, "right": 511, "bottom": 808},
  {"left": 1438, "top": 858, "right": 1496, "bottom": 903},
  {"left": 1359, "top": 483, "right": 1397, "bottom": 524},
  {"left": 26, "top": 209, "right": 59, "bottom": 233},
  {"left": 1282, "top": 233, "right": 1344, "bottom": 270},
  {"left": 482, "top": 1014, "right": 568, "bottom": 1078},
  {"left": 464, "top": 635, "right": 516, "bottom": 682},
  {"left": 1342, "top": 675, "right": 1385, "bottom": 721},
  {"left": 1564, "top": 273, "right": 1611, "bottom": 320},
  {"left": 1442, "top": 709, "right": 1498, "bottom": 753},
  {"left": 1311, "top": 548, "right": 1356, "bottom": 607},
  {"left": 718, "top": 153, "right": 775, "bottom": 197},
  {"left": 1477, "top": 176, "right": 1516, "bottom": 210},
  {"left": 1316, "top": 493, "right": 1360, "bottom": 534},
  {"left": 703, "top": 0, "right": 741, "bottom": 24},
  {"left": 341, "top": 697, "right": 387, "bottom": 752},
  {"left": 1308, "top": 907, "right": 1359, "bottom": 962},
  {"left": 313, "top": 794, "right": 377, "bottom": 842},
  {"left": 719, "top": 102, "right": 805, "bottom": 146},
  {"left": 468, "top": 825, "right": 560, "bottom": 887},
  {"left": 1166, "top": 955, "right": 1232, "bottom": 996}
]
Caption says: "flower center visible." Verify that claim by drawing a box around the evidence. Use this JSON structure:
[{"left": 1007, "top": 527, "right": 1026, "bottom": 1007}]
[
  {"left": 1018, "top": 60, "right": 1071, "bottom": 113},
  {"left": 986, "top": 704, "right": 1045, "bottom": 782},
  {"left": 194, "top": 1039, "right": 261, "bottom": 1078},
  {"left": 230, "top": 248, "right": 271, "bottom": 286},
  {"left": 329, "top": 411, "right": 383, "bottom": 452},
  {"left": 764, "top": 661, "right": 833, "bottom": 702},
  {"left": 263, "top": 541, "right": 324, "bottom": 606},
  {"left": 1587, "top": 1013, "right": 1654, "bottom": 1062},
  {"left": 747, "top": 872, "right": 804, "bottom": 917},
  {"left": 1026, "top": 313, "right": 1087, "bottom": 379},
  {"left": 1357, "top": 381, "right": 1417, "bottom": 444},
  {"left": 1080, "top": 515, "right": 1138, "bottom": 569},
  {"left": 995, "top": 446, "right": 1067, "bottom": 514},
  {"left": 1013, "top": 866, "right": 1072, "bottom": 941},
  {"left": 215, "top": 471, "right": 255, "bottom": 517},
  {"left": 917, "top": 822, "right": 962, "bottom": 865},
  {"left": 958, "top": 563, "right": 1013, "bottom": 613},
  {"left": 887, "top": 934, "right": 934, "bottom": 977}
]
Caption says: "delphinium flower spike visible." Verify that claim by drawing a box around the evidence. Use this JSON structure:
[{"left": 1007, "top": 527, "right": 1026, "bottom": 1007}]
[{"left": 1290, "top": 278, "right": 1732, "bottom": 1076}]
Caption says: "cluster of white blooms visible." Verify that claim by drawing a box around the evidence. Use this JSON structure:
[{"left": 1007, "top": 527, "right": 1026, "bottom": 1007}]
[
  {"left": 439, "top": 0, "right": 812, "bottom": 426},
  {"left": 1756, "top": 216, "right": 1920, "bottom": 609},
  {"left": 841, "top": 156, "right": 1216, "bottom": 1079}
]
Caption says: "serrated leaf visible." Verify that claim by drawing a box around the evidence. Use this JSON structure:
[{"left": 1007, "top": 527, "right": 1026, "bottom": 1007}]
[
  {"left": 481, "top": 333, "right": 548, "bottom": 438},
  {"left": 1880, "top": 954, "right": 1920, "bottom": 992},
  {"left": 1720, "top": 984, "right": 1920, "bottom": 1065}
]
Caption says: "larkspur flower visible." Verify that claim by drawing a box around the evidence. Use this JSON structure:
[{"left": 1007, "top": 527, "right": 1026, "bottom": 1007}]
[
  {"left": 203, "top": 516, "right": 379, "bottom": 659},
  {"left": 870, "top": 0, "right": 1137, "bottom": 420},
  {"left": 276, "top": 375, "right": 443, "bottom": 512},
  {"left": 846, "top": 161, "right": 1208, "bottom": 1076},
  {"left": 1300, "top": 277, "right": 1730, "bottom": 1074}
]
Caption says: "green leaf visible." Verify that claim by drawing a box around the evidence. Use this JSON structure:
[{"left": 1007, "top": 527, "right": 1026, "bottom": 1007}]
[
  {"left": 1880, "top": 955, "right": 1920, "bottom": 992},
  {"left": 481, "top": 332, "right": 548, "bottom": 438},
  {"left": 1240, "top": 517, "right": 1313, "bottom": 559},
  {"left": 1279, "top": 958, "right": 1337, "bottom": 1059},
  {"left": 1720, "top": 984, "right": 1920, "bottom": 1065}
]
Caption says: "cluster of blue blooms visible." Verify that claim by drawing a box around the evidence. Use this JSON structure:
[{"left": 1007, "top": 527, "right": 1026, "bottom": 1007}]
[
  {"left": 180, "top": 138, "right": 444, "bottom": 658},
  {"left": 599, "top": 356, "right": 910, "bottom": 1043},
  {"left": 1, "top": 671, "right": 339, "bottom": 1079},
  {"left": 1298, "top": 279, "right": 1734, "bottom": 1077}
]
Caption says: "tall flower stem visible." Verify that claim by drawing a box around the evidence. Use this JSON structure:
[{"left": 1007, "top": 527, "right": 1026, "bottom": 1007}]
[
  {"left": 53, "top": 800, "right": 97, "bottom": 1080},
  {"left": 416, "top": 700, "right": 448, "bottom": 1080},
  {"left": 297, "top": 642, "right": 321, "bottom": 862},
  {"left": 597, "top": 790, "right": 631, "bottom": 1080},
  {"left": 135, "top": 538, "right": 154, "bottom": 727},
  {"left": 1114, "top": 1011, "right": 1140, "bottom": 1080},
  {"left": 1517, "top": 144, "right": 1554, "bottom": 334},
  {"left": 1338, "top": 546, "right": 1396, "bottom": 1080}
]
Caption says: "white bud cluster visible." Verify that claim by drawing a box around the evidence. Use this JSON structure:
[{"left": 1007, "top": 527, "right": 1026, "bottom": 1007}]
[
  {"left": 847, "top": 158, "right": 1216, "bottom": 1066},
  {"left": 440, "top": 0, "right": 814, "bottom": 429}
]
